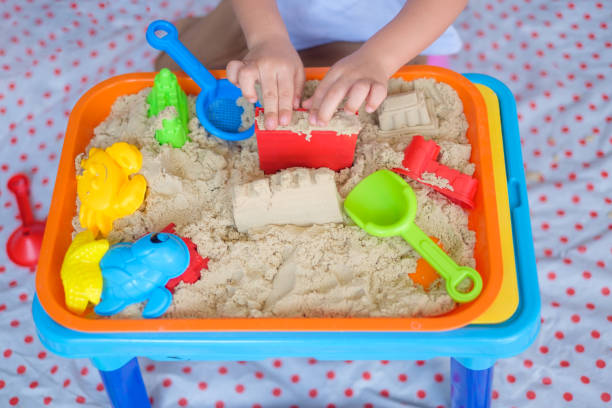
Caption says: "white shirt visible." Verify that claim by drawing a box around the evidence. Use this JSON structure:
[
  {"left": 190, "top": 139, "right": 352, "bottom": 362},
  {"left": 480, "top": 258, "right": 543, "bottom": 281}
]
[{"left": 277, "top": 0, "right": 462, "bottom": 55}]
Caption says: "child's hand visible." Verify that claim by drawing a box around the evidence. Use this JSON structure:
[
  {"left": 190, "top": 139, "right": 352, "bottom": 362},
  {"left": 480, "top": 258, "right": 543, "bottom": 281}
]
[
  {"left": 302, "top": 49, "right": 388, "bottom": 126},
  {"left": 227, "top": 39, "right": 304, "bottom": 130}
]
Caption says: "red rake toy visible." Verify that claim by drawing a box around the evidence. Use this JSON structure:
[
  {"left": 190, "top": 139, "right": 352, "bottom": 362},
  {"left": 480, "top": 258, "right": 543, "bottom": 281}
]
[
  {"left": 255, "top": 108, "right": 358, "bottom": 174},
  {"left": 160, "top": 223, "right": 208, "bottom": 293},
  {"left": 6, "top": 173, "right": 46, "bottom": 268},
  {"left": 392, "top": 135, "right": 478, "bottom": 209}
]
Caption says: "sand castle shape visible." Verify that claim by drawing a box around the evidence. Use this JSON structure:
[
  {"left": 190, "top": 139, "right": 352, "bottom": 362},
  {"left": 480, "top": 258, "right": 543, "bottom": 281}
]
[
  {"left": 377, "top": 90, "right": 438, "bottom": 135},
  {"left": 232, "top": 168, "right": 344, "bottom": 232}
]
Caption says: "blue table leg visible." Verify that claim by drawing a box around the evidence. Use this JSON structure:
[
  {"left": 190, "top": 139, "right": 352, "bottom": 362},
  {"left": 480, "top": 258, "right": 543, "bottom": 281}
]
[
  {"left": 95, "top": 358, "right": 151, "bottom": 408},
  {"left": 450, "top": 358, "right": 494, "bottom": 408}
]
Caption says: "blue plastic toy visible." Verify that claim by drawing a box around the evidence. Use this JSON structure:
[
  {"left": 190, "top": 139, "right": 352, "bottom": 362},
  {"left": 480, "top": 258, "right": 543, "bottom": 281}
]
[
  {"left": 95, "top": 232, "right": 190, "bottom": 318},
  {"left": 146, "top": 20, "right": 254, "bottom": 142}
]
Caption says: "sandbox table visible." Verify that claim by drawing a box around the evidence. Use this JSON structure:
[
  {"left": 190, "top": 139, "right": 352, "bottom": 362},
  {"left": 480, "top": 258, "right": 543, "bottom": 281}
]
[{"left": 33, "top": 74, "right": 540, "bottom": 408}]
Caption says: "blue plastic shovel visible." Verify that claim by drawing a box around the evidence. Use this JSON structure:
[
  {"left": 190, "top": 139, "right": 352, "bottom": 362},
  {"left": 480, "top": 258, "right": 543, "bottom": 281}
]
[{"left": 146, "top": 20, "right": 254, "bottom": 141}]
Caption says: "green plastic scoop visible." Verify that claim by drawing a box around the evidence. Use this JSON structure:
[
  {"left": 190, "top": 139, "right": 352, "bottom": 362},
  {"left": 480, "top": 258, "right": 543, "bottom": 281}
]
[{"left": 344, "top": 169, "right": 483, "bottom": 303}]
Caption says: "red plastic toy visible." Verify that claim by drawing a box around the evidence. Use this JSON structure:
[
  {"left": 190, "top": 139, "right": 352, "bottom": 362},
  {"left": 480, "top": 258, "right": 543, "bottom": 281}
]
[
  {"left": 6, "top": 173, "right": 46, "bottom": 268},
  {"left": 392, "top": 135, "right": 478, "bottom": 208},
  {"left": 160, "top": 223, "right": 208, "bottom": 292},
  {"left": 255, "top": 108, "right": 358, "bottom": 174}
]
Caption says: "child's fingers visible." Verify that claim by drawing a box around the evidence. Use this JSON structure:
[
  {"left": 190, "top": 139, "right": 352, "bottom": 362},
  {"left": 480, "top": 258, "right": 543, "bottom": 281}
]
[
  {"left": 303, "top": 70, "right": 341, "bottom": 121},
  {"left": 237, "top": 64, "right": 259, "bottom": 103},
  {"left": 277, "top": 69, "right": 294, "bottom": 126},
  {"left": 343, "top": 80, "right": 371, "bottom": 113},
  {"left": 293, "top": 66, "right": 305, "bottom": 109},
  {"left": 316, "top": 80, "right": 352, "bottom": 125},
  {"left": 260, "top": 69, "right": 279, "bottom": 130},
  {"left": 226, "top": 60, "right": 244, "bottom": 86},
  {"left": 365, "top": 82, "right": 387, "bottom": 113}
]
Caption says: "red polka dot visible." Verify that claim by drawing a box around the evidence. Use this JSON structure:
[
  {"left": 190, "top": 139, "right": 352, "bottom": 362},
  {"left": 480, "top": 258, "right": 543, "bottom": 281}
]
[
  {"left": 162, "top": 378, "right": 172, "bottom": 387},
  {"left": 398, "top": 373, "right": 408, "bottom": 382},
  {"left": 345, "top": 388, "right": 353, "bottom": 397},
  {"left": 575, "top": 344, "right": 585, "bottom": 352},
  {"left": 571, "top": 314, "right": 581, "bottom": 323},
  {"left": 218, "top": 366, "right": 228, "bottom": 375},
  {"left": 29, "top": 381, "right": 38, "bottom": 389},
  {"left": 235, "top": 384, "right": 244, "bottom": 393},
  {"left": 563, "top": 393, "right": 573, "bottom": 401},
  {"left": 291, "top": 375, "right": 300, "bottom": 383},
  {"left": 434, "top": 373, "right": 444, "bottom": 382},
  {"left": 215, "top": 402, "right": 224, "bottom": 408},
  {"left": 596, "top": 359, "right": 606, "bottom": 368},
  {"left": 581, "top": 376, "right": 590, "bottom": 384},
  {"left": 273, "top": 359, "right": 282, "bottom": 368},
  {"left": 272, "top": 388, "right": 282, "bottom": 397},
  {"left": 44, "top": 397, "right": 52, "bottom": 405},
  {"left": 309, "top": 389, "right": 318, "bottom": 398},
  {"left": 9, "top": 397, "right": 19, "bottom": 406},
  {"left": 417, "top": 390, "right": 426, "bottom": 399},
  {"left": 560, "top": 360, "right": 570, "bottom": 367},
  {"left": 542, "top": 377, "right": 552, "bottom": 385},
  {"left": 76, "top": 396, "right": 86, "bottom": 404},
  {"left": 526, "top": 390, "right": 536, "bottom": 400},
  {"left": 182, "top": 366, "right": 191, "bottom": 374},
  {"left": 178, "top": 398, "right": 188, "bottom": 406},
  {"left": 362, "top": 371, "right": 371, "bottom": 380},
  {"left": 255, "top": 371, "right": 264, "bottom": 379},
  {"left": 507, "top": 374, "right": 516, "bottom": 383},
  {"left": 198, "top": 382, "right": 207, "bottom": 390},
  {"left": 380, "top": 389, "right": 389, "bottom": 397},
  {"left": 326, "top": 370, "right": 335, "bottom": 379},
  {"left": 17, "top": 365, "right": 26, "bottom": 374},
  {"left": 492, "top": 390, "right": 499, "bottom": 399},
  {"left": 523, "top": 359, "right": 533, "bottom": 368},
  {"left": 602, "top": 393, "right": 611, "bottom": 402}
]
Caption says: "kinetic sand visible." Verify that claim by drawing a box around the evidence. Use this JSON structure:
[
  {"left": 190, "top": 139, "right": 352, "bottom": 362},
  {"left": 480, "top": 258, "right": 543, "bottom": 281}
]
[{"left": 73, "top": 78, "right": 475, "bottom": 319}]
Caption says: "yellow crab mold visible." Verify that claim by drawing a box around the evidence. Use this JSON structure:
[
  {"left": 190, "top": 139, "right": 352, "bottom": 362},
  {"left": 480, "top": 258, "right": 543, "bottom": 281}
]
[{"left": 77, "top": 142, "right": 147, "bottom": 237}]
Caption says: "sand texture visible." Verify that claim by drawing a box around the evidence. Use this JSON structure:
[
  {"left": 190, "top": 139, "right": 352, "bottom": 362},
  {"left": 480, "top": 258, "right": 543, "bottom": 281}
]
[{"left": 73, "top": 77, "right": 475, "bottom": 319}]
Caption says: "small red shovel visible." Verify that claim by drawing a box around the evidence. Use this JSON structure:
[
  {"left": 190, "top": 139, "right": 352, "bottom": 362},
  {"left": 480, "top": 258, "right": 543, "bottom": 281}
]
[{"left": 6, "top": 173, "right": 46, "bottom": 268}]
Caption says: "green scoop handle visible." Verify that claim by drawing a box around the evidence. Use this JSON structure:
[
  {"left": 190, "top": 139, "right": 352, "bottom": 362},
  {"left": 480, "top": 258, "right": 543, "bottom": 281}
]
[{"left": 400, "top": 225, "right": 482, "bottom": 303}]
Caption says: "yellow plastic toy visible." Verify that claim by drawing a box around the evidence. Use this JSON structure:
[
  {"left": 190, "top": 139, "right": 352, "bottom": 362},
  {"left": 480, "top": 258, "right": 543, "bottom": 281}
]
[
  {"left": 77, "top": 142, "right": 147, "bottom": 237},
  {"left": 60, "top": 230, "right": 109, "bottom": 314}
]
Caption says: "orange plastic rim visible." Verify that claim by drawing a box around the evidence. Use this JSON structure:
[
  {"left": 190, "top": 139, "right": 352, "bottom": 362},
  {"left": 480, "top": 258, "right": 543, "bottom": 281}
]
[{"left": 37, "top": 66, "right": 502, "bottom": 332}]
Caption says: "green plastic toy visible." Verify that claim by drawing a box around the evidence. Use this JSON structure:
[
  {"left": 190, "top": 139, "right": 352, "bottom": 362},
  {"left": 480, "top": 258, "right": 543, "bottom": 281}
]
[
  {"left": 343, "top": 169, "right": 483, "bottom": 303},
  {"left": 147, "top": 68, "right": 190, "bottom": 148}
]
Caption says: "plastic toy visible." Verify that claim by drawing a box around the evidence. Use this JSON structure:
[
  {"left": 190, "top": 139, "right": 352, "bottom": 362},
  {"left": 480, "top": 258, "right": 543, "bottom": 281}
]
[
  {"left": 409, "top": 237, "right": 443, "bottom": 290},
  {"left": 255, "top": 108, "right": 359, "bottom": 174},
  {"left": 343, "top": 169, "right": 482, "bottom": 303},
  {"left": 60, "top": 230, "right": 109, "bottom": 314},
  {"left": 6, "top": 173, "right": 46, "bottom": 268},
  {"left": 160, "top": 223, "right": 208, "bottom": 292},
  {"left": 146, "top": 20, "right": 254, "bottom": 141},
  {"left": 77, "top": 142, "right": 147, "bottom": 237},
  {"left": 392, "top": 135, "right": 478, "bottom": 208},
  {"left": 147, "top": 68, "right": 190, "bottom": 148},
  {"left": 95, "top": 232, "right": 190, "bottom": 318}
]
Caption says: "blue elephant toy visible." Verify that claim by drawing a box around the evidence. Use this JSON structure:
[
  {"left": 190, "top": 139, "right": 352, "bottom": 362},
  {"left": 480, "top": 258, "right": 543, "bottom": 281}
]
[{"left": 95, "top": 232, "right": 190, "bottom": 318}]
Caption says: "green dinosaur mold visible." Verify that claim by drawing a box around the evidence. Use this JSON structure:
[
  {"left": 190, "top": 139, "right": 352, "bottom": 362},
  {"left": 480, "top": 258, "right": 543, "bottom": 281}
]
[{"left": 147, "top": 68, "right": 190, "bottom": 148}]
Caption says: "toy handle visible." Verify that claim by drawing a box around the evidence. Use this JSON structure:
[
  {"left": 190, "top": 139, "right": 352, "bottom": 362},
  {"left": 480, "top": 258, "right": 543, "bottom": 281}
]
[
  {"left": 7, "top": 173, "right": 35, "bottom": 227},
  {"left": 146, "top": 20, "right": 217, "bottom": 92},
  {"left": 400, "top": 225, "right": 483, "bottom": 303}
]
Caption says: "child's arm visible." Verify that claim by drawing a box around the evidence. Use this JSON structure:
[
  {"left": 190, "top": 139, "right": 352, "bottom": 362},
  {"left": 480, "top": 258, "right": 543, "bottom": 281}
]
[
  {"left": 303, "top": 0, "right": 469, "bottom": 125},
  {"left": 227, "top": 0, "right": 304, "bottom": 130}
]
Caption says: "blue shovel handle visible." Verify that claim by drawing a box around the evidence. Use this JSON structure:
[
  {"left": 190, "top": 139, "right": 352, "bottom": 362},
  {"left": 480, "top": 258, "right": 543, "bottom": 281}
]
[{"left": 146, "top": 20, "right": 217, "bottom": 93}]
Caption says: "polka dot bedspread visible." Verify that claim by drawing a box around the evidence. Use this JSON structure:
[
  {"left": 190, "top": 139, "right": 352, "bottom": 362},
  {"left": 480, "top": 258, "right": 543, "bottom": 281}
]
[{"left": 0, "top": 0, "right": 610, "bottom": 407}]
